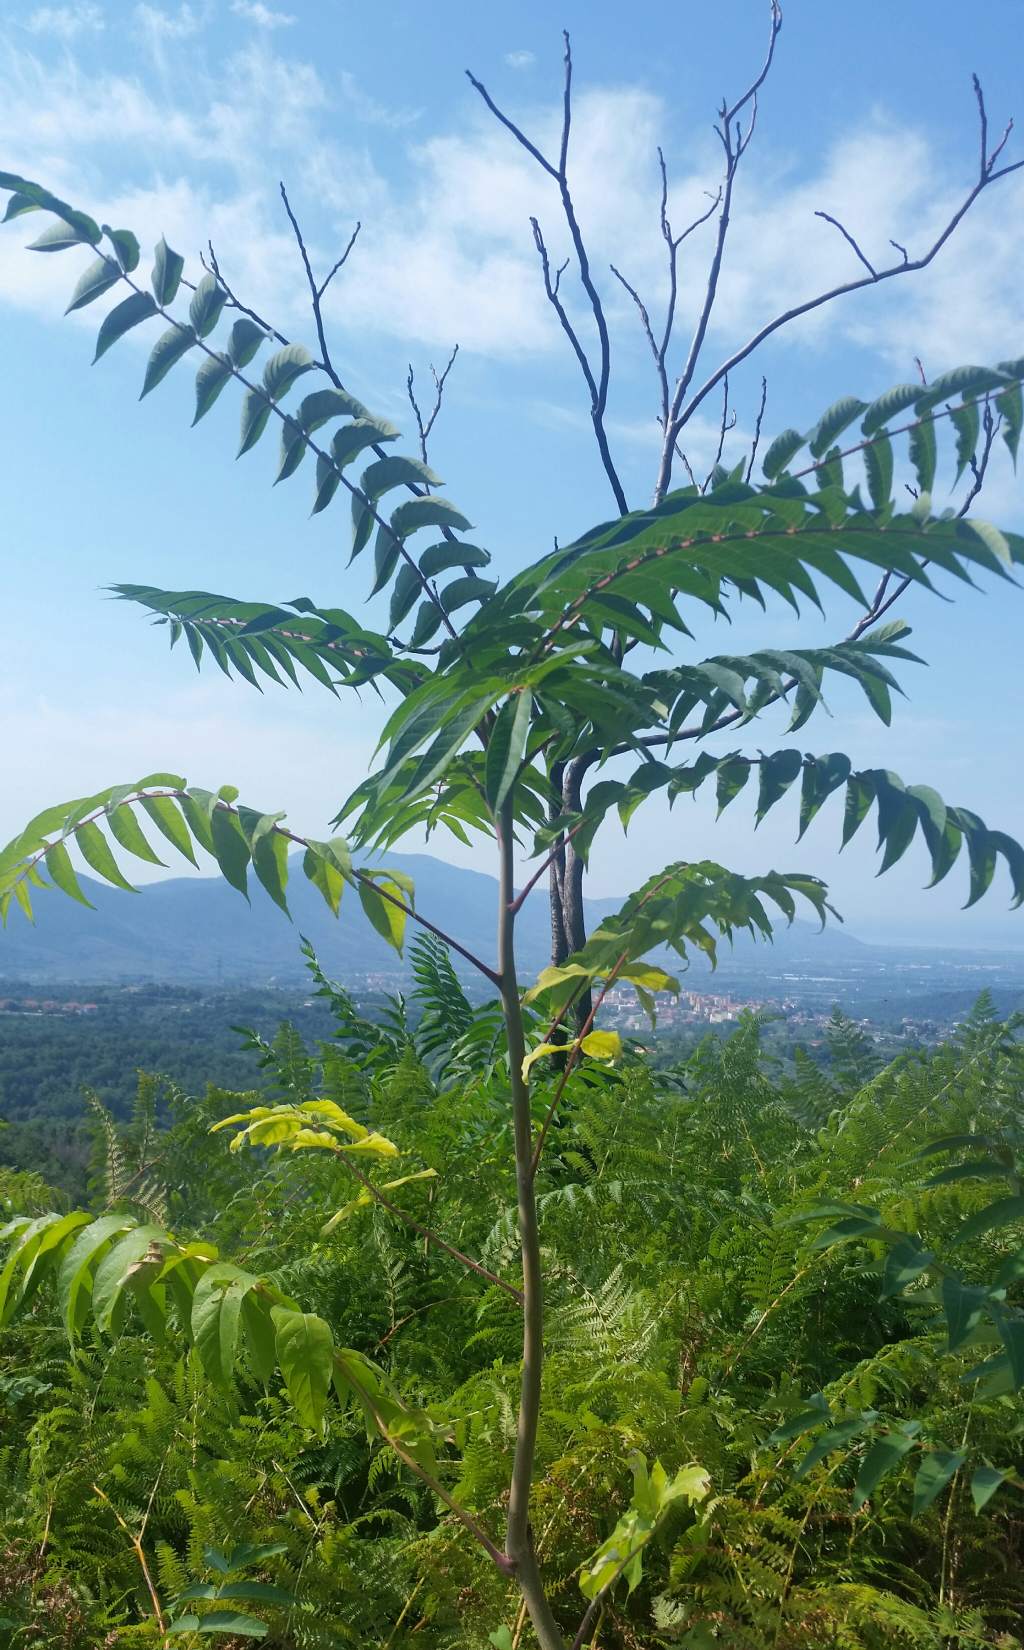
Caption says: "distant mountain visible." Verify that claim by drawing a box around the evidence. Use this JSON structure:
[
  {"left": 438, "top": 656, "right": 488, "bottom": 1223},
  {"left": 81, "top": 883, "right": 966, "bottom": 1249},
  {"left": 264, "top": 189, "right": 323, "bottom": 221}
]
[{"left": 0, "top": 851, "right": 869, "bottom": 987}]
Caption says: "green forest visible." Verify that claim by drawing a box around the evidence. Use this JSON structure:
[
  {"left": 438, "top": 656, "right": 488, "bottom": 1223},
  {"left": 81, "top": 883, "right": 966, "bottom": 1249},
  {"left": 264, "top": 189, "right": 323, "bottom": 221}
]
[
  {"left": 3, "top": 968, "right": 1024, "bottom": 1647},
  {"left": 3, "top": 6, "right": 1024, "bottom": 1645}
]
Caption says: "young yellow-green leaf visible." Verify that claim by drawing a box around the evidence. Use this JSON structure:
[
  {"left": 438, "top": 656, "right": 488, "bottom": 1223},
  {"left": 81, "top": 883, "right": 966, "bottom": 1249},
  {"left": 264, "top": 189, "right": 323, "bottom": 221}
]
[
  {"left": 65, "top": 255, "right": 120, "bottom": 314},
  {"left": 151, "top": 236, "right": 184, "bottom": 305},
  {"left": 272, "top": 1307, "right": 334, "bottom": 1431},
  {"left": 300, "top": 1099, "right": 368, "bottom": 1139},
  {"left": 339, "top": 1131, "right": 400, "bottom": 1158},
  {"left": 141, "top": 325, "right": 197, "bottom": 397},
  {"left": 522, "top": 1042, "right": 565, "bottom": 1079},
  {"left": 580, "top": 1029, "right": 622, "bottom": 1062},
  {"left": 93, "top": 291, "right": 157, "bottom": 362}
]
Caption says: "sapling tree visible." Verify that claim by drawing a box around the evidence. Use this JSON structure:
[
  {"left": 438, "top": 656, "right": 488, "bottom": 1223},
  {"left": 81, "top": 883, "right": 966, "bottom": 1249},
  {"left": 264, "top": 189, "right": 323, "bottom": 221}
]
[{"left": 2, "top": 11, "right": 1024, "bottom": 1645}]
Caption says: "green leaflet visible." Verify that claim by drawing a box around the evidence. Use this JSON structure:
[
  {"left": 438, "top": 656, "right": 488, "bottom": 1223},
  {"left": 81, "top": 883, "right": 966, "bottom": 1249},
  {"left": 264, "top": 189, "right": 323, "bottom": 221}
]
[
  {"left": 191, "top": 1263, "right": 259, "bottom": 1387},
  {"left": 484, "top": 692, "right": 532, "bottom": 813},
  {"left": 762, "top": 427, "right": 804, "bottom": 478},
  {"left": 228, "top": 317, "right": 266, "bottom": 368},
  {"left": 238, "top": 388, "right": 273, "bottom": 455},
  {"left": 189, "top": 273, "right": 228, "bottom": 338},
  {"left": 151, "top": 236, "right": 184, "bottom": 305},
  {"left": 853, "top": 1430, "right": 918, "bottom": 1509},
  {"left": 138, "top": 795, "right": 199, "bottom": 866},
  {"left": 970, "top": 1465, "right": 1007, "bottom": 1513},
  {"left": 103, "top": 225, "right": 140, "bottom": 272},
  {"left": 194, "top": 353, "right": 233, "bottom": 424},
  {"left": 272, "top": 1307, "right": 334, "bottom": 1431},
  {"left": 58, "top": 1214, "right": 137, "bottom": 1341},
  {"left": 390, "top": 497, "right": 473, "bottom": 539},
  {"left": 93, "top": 291, "right": 157, "bottom": 361},
  {"left": 912, "top": 1450, "right": 964, "bottom": 1516},
  {"left": 65, "top": 255, "right": 121, "bottom": 314},
  {"left": 141, "top": 325, "right": 197, "bottom": 397},
  {"left": 357, "top": 874, "right": 407, "bottom": 953},
  {"left": 262, "top": 342, "right": 313, "bottom": 401}
]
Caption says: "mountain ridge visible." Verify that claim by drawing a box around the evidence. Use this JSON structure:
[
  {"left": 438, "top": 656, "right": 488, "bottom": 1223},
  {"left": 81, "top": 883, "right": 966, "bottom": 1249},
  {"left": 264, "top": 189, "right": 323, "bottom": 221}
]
[{"left": 0, "top": 851, "right": 875, "bottom": 985}]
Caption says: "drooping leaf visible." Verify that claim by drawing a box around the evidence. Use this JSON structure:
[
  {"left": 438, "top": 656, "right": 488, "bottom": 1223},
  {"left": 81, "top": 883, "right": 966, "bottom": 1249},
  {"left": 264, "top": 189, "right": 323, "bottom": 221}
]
[
  {"left": 141, "top": 325, "right": 197, "bottom": 397},
  {"left": 93, "top": 291, "right": 157, "bottom": 362},
  {"left": 65, "top": 255, "right": 120, "bottom": 314},
  {"left": 272, "top": 1307, "right": 334, "bottom": 1431}
]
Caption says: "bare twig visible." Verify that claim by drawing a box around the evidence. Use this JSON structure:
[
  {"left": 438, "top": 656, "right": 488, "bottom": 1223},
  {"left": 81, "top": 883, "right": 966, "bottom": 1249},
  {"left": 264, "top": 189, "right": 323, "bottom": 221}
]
[
  {"left": 652, "top": 0, "right": 784, "bottom": 502},
  {"left": 203, "top": 243, "right": 289, "bottom": 346},
  {"left": 611, "top": 149, "right": 721, "bottom": 426},
  {"left": 279, "top": 180, "right": 360, "bottom": 388},
  {"left": 656, "top": 74, "right": 1022, "bottom": 493},
  {"left": 814, "top": 209, "right": 877, "bottom": 278},
  {"left": 468, "top": 34, "right": 628, "bottom": 514},
  {"left": 745, "top": 375, "right": 768, "bottom": 481},
  {"left": 406, "top": 345, "right": 460, "bottom": 465},
  {"left": 326, "top": 1146, "right": 523, "bottom": 1302},
  {"left": 703, "top": 372, "right": 736, "bottom": 488}
]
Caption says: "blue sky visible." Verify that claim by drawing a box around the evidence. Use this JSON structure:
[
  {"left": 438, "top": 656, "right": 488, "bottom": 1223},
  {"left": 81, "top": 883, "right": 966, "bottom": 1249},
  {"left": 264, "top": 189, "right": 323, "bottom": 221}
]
[{"left": 1, "top": 0, "right": 1022, "bottom": 946}]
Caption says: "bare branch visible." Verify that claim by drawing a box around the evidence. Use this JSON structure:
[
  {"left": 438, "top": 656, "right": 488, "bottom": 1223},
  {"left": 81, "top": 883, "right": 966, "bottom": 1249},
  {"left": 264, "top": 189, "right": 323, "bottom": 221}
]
[
  {"left": 662, "top": 77, "right": 1022, "bottom": 462},
  {"left": 745, "top": 375, "right": 768, "bottom": 481},
  {"left": 279, "top": 179, "right": 359, "bottom": 389},
  {"left": 318, "top": 221, "right": 361, "bottom": 299},
  {"left": 652, "top": 1, "right": 784, "bottom": 502},
  {"left": 703, "top": 372, "right": 736, "bottom": 489},
  {"left": 814, "top": 209, "right": 877, "bottom": 278},
  {"left": 468, "top": 35, "right": 629, "bottom": 514},
  {"left": 532, "top": 216, "right": 599, "bottom": 402},
  {"left": 203, "top": 243, "right": 289, "bottom": 347},
  {"left": 407, "top": 345, "right": 460, "bottom": 465}
]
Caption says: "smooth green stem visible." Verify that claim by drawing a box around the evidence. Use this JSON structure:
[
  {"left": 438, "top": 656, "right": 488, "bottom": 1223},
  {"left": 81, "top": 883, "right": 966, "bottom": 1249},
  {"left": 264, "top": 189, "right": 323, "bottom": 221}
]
[{"left": 497, "top": 805, "right": 566, "bottom": 1650}]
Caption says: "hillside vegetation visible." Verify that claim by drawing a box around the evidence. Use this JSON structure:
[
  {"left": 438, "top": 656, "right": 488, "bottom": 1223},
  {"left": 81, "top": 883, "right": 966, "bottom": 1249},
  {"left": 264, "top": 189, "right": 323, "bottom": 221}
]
[{"left": 1, "top": 973, "right": 1022, "bottom": 1648}]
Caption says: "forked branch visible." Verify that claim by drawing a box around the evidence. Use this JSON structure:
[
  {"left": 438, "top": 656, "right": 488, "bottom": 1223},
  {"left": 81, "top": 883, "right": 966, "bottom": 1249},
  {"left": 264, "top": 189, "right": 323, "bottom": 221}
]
[{"left": 468, "top": 34, "right": 628, "bottom": 515}]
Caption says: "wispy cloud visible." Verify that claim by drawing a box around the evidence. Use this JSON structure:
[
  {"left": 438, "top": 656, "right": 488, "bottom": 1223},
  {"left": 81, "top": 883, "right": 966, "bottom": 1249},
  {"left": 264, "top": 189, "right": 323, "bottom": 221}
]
[
  {"left": 230, "top": 0, "right": 295, "bottom": 28},
  {"left": 504, "top": 50, "right": 535, "bottom": 70},
  {"left": 24, "top": 2, "right": 104, "bottom": 36},
  {"left": 133, "top": 2, "right": 202, "bottom": 45},
  {"left": 0, "top": 24, "right": 1021, "bottom": 379}
]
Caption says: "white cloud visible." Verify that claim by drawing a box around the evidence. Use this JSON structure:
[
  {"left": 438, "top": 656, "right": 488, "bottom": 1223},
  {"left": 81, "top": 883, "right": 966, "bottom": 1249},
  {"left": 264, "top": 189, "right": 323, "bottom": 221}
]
[
  {"left": 0, "top": 24, "right": 1021, "bottom": 378},
  {"left": 336, "top": 70, "right": 420, "bottom": 130},
  {"left": 133, "top": 2, "right": 202, "bottom": 44},
  {"left": 504, "top": 50, "right": 535, "bottom": 70},
  {"left": 230, "top": 0, "right": 295, "bottom": 26},
  {"left": 24, "top": 3, "right": 104, "bottom": 36}
]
